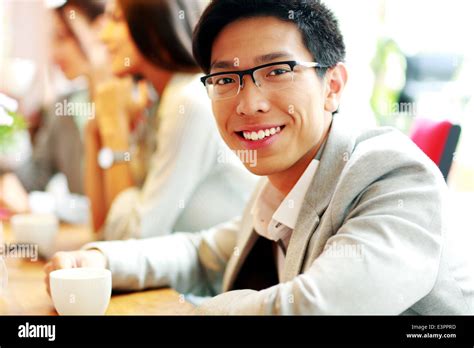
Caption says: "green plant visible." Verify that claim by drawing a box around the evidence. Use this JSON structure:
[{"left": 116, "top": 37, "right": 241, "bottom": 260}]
[{"left": 0, "top": 106, "right": 26, "bottom": 150}]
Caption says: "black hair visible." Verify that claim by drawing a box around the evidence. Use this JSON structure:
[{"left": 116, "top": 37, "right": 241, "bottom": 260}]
[
  {"left": 193, "top": 0, "right": 346, "bottom": 76},
  {"left": 118, "top": 0, "right": 206, "bottom": 73},
  {"left": 56, "top": 0, "right": 105, "bottom": 22},
  {"left": 55, "top": 0, "right": 105, "bottom": 59}
]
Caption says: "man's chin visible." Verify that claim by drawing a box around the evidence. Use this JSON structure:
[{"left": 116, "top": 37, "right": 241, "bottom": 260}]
[{"left": 242, "top": 158, "right": 289, "bottom": 177}]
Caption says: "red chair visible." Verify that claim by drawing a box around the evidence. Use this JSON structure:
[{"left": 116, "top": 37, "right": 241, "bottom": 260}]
[{"left": 409, "top": 118, "right": 461, "bottom": 181}]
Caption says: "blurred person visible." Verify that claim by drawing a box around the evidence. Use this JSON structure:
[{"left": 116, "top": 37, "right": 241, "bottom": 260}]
[
  {"left": 0, "top": 93, "right": 29, "bottom": 214},
  {"left": 85, "top": 0, "right": 257, "bottom": 239},
  {"left": 0, "top": 0, "right": 106, "bottom": 217},
  {"left": 0, "top": 173, "right": 29, "bottom": 215},
  {"left": 45, "top": 0, "right": 474, "bottom": 314}
]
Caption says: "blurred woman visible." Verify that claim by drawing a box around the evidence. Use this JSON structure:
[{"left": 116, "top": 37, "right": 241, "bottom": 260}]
[{"left": 87, "top": 0, "right": 256, "bottom": 239}]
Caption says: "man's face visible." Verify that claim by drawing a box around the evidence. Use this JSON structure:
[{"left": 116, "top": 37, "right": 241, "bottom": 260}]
[
  {"left": 210, "top": 16, "right": 335, "bottom": 176},
  {"left": 51, "top": 10, "right": 89, "bottom": 80}
]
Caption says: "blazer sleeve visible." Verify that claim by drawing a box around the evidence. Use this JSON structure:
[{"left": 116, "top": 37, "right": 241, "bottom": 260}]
[
  {"left": 83, "top": 216, "right": 241, "bottom": 296},
  {"left": 194, "top": 148, "right": 446, "bottom": 314}
]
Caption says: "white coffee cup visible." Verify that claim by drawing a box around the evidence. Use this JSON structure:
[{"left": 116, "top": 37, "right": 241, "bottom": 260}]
[
  {"left": 50, "top": 268, "right": 112, "bottom": 315},
  {"left": 10, "top": 213, "right": 59, "bottom": 258}
]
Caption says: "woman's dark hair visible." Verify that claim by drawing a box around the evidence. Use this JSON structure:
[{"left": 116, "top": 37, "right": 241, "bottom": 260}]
[
  {"left": 56, "top": 0, "right": 105, "bottom": 22},
  {"left": 193, "top": 0, "right": 346, "bottom": 76},
  {"left": 55, "top": 0, "right": 105, "bottom": 58},
  {"left": 118, "top": 0, "right": 206, "bottom": 73}
]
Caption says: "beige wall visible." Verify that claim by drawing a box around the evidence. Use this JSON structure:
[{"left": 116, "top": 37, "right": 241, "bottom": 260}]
[{"left": 0, "top": 0, "right": 51, "bottom": 116}]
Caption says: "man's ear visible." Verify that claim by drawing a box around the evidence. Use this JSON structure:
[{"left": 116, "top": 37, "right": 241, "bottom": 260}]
[{"left": 324, "top": 62, "right": 348, "bottom": 113}]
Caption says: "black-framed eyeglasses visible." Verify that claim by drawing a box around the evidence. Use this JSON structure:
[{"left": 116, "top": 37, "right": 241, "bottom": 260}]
[{"left": 200, "top": 60, "right": 330, "bottom": 100}]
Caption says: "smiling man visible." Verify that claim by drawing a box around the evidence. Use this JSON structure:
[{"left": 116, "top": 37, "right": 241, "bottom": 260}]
[
  {"left": 45, "top": 0, "right": 474, "bottom": 314},
  {"left": 203, "top": 20, "right": 338, "bottom": 194}
]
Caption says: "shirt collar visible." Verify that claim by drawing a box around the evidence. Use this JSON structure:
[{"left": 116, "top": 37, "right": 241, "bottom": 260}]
[
  {"left": 273, "top": 159, "right": 319, "bottom": 230},
  {"left": 251, "top": 159, "right": 319, "bottom": 241}
]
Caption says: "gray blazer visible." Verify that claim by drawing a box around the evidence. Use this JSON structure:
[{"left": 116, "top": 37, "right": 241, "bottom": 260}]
[
  {"left": 88, "top": 115, "right": 474, "bottom": 314},
  {"left": 16, "top": 92, "right": 85, "bottom": 194}
]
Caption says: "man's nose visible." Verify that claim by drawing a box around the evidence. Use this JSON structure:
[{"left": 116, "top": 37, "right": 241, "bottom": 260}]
[{"left": 236, "top": 75, "right": 271, "bottom": 116}]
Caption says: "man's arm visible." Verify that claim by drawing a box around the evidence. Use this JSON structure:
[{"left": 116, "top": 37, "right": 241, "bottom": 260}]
[{"left": 83, "top": 217, "right": 241, "bottom": 295}]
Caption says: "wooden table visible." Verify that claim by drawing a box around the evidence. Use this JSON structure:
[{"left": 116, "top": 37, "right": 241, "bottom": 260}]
[{"left": 0, "top": 222, "right": 194, "bottom": 315}]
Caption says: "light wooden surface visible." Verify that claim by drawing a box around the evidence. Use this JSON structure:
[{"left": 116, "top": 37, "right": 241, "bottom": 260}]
[{"left": 0, "top": 222, "right": 193, "bottom": 315}]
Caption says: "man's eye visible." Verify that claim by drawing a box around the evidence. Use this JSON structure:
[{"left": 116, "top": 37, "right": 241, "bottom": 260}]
[
  {"left": 268, "top": 68, "right": 291, "bottom": 76},
  {"left": 216, "top": 77, "right": 235, "bottom": 85}
]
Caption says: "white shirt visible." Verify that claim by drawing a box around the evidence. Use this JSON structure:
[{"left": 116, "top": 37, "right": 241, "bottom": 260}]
[{"left": 251, "top": 159, "right": 319, "bottom": 279}]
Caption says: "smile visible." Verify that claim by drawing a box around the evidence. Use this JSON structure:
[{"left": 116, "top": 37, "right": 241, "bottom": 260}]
[
  {"left": 235, "top": 125, "right": 285, "bottom": 149},
  {"left": 242, "top": 126, "right": 282, "bottom": 141}
]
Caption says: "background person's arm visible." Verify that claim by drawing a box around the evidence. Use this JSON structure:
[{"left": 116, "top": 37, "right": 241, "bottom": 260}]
[
  {"left": 99, "top": 86, "right": 225, "bottom": 240},
  {"left": 95, "top": 79, "right": 135, "bottom": 211},
  {"left": 85, "top": 79, "right": 140, "bottom": 232},
  {"left": 84, "top": 119, "right": 108, "bottom": 232},
  {"left": 0, "top": 173, "right": 29, "bottom": 213},
  {"left": 84, "top": 117, "right": 134, "bottom": 233}
]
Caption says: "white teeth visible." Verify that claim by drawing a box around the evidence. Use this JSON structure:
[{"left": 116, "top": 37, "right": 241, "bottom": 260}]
[{"left": 241, "top": 126, "right": 283, "bottom": 141}]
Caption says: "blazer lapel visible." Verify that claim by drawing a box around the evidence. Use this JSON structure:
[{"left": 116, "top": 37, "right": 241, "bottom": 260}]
[
  {"left": 282, "top": 116, "right": 356, "bottom": 281},
  {"left": 222, "top": 180, "right": 264, "bottom": 292}
]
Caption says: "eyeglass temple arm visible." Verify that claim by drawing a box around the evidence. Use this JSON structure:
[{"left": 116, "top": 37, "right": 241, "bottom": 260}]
[{"left": 297, "top": 61, "right": 332, "bottom": 69}]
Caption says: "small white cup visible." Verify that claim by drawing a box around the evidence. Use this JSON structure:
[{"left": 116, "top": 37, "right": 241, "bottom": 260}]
[
  {"left": 50, "top": 268, "right": 112, "bottom": 315},
  {"left": 10, "top": 213, "right": 59, "bottom": 258}
]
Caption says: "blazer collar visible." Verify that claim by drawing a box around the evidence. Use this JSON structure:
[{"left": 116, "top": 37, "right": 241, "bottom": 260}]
[{"left": 282, "top": 115, "right": 356, "bottom": 281}]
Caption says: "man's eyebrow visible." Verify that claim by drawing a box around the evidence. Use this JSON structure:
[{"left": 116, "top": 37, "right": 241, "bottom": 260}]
[
  {"left": 254, "top": 52, "right": 293, "bottom": 64},
  {"left": 210, "top": 60, "right": 234, "bottom": 70},
  {"left": 210, "top": 52, "right": 293, "bottom": 71}
]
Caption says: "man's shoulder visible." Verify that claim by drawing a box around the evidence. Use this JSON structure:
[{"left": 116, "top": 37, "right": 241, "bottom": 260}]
[
  {"left": 325, "top": 121, "right": 447, "bottom": 200},
  {"left": 348, "top": 125, "right": 441, "bottom": 178},
  {"left": 354, "top": 125, "right": 420, "bottom": 159}
]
